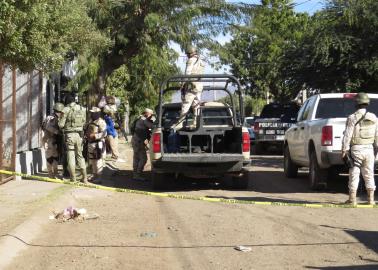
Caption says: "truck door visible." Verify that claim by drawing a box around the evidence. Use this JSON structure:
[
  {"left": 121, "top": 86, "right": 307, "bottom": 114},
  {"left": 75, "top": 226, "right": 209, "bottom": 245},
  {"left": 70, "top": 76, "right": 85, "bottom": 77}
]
[
  {"left": 287, "top": 100, "right": 309, "bottom": 162},
  {"left": 297, "top": 97, "right": 316, "bottom": 162}
]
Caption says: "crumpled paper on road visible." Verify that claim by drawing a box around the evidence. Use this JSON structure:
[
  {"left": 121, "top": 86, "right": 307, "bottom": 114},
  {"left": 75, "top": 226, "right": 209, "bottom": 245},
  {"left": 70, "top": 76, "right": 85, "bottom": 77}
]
[{"left": 49, "top": 206, "right": 99, "bottom": 222}]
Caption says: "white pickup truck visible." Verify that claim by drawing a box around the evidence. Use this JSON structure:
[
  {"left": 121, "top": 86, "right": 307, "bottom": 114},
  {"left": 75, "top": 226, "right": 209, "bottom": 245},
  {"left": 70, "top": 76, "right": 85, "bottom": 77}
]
[{"left": 284, "top": 93, "right": 378, "bottom": 190}]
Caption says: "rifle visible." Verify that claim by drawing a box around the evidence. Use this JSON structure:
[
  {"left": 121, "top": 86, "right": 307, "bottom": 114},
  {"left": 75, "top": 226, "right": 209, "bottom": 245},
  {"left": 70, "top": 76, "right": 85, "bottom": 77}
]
[{"left": 115, "top": 112, "right": 129, "bottom": 142}]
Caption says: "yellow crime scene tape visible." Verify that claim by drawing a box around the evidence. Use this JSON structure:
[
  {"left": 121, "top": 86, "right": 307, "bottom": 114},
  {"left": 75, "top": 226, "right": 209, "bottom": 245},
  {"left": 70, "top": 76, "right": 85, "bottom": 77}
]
[{"left": 0, "top": 169, "right": 376, "bottom": 209}]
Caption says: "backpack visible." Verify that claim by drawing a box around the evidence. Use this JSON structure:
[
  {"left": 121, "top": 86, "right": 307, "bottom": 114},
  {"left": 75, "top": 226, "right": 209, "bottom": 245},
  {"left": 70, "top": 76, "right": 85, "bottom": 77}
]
[
  {"left": 68, "top": 104, "right": 86, "bottom": 128},
  {"left": 130, "top": 117, "right": 139, "bottom": 135}
]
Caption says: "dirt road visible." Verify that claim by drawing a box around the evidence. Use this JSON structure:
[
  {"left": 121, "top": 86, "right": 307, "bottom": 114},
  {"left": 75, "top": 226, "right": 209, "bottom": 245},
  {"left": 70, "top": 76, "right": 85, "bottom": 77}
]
[{"left": 3, "top": 151, "right": 378, "bottom": 270}]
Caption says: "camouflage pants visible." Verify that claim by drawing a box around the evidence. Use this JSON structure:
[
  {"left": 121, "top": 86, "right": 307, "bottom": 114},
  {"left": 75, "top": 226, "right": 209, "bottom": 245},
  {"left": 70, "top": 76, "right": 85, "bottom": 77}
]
[
  {"left": 88, "top": 141, "right": 105, "bottom": 176},
  {"left": 349, "top": 145, "right": 376, "bottom": 191},
  {"left": 106, "top": 135, "right": 119, "bottom": 159},
  {"left": 132, "top": 137, "right": 147, "bottom": 174},
  {"left": 181, "top": 89, "right": 202, "bottom": 117},
  {"left": 64, "top": 132, "right": 87, "bottom": 182},
  {"left": 43, "top": 136, "right": 59, "bottom": 178}
]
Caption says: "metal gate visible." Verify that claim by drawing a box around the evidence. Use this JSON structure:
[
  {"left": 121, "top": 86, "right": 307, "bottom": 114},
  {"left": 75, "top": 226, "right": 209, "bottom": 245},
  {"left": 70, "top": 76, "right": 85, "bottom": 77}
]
[
  {"left": 0, "top": 63, "right": 16, "bottom": 184},
  {"left": 0, "top": 63, "right": 44, "bottom": 184}
]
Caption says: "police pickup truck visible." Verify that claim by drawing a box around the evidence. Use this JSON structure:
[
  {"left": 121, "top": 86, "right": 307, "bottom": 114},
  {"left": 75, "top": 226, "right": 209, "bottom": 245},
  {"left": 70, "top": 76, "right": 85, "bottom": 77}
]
[
  {"left": 284, "top": 93, "right": 378, "bottom": 190},
  {"left": 149, "top": 74, "right": 251, "bottom": 190},
  {"left": 253, "top": 102, "right": 300, "bottom": 154}
]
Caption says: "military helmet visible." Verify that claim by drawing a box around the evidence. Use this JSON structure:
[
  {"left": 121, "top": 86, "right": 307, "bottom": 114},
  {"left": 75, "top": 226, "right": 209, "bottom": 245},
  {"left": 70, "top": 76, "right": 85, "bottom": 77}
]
[
  {"left": 355, "top": 92, "right": 370, "bottom": 105},
  {"left": 53, "top": 102, "right": 65, "bottom": 112},
  {"left": 185, "top": 45, "right": 197, "bottom": 55}
]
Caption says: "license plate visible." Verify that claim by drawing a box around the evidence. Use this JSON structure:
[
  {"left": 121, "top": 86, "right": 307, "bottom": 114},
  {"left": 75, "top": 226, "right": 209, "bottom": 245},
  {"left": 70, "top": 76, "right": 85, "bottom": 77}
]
[
  {"left": 265, "top": 130, "right": 275, "bottom": 135},
  {"left": 276, "top": 135, "right": 285, "bottom": 140}
]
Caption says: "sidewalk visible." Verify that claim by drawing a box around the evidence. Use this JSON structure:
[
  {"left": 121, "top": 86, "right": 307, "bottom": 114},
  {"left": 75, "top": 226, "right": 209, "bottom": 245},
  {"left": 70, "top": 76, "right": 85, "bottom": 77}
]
[
  {"left": 0, "top": 137, "right": 137, "bottom": 236},
  {"left": 0, "top": 137, "right": 139, "bottom": 265}
]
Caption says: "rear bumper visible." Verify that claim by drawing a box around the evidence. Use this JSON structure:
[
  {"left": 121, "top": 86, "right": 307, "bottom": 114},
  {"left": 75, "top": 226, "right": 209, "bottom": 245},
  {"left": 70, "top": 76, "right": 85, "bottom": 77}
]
[
  {"left": 152, "top": 153, "right": 250, "bottom": 175},
  {"left": 254, "top": 135, "right": 284, "bottom": 143},
  {"left": 320, "top": 150, "right": 344, "bottom": 167}
]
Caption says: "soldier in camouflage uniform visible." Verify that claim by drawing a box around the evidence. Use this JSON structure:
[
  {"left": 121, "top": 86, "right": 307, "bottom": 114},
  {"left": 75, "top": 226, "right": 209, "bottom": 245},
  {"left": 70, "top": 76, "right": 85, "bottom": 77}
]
[
  {"left": 131, "top": 108, "right": 154, "bottom": 180},
  {"left": 172, "top": 45, "right": 205, "bottom": 130},
  {"left": 342, "top": 92, "right": 378, "bottom": 205},
  {"left": 42, "top": 103, "right": 64, "bottom": 178},
  {"left": 86, "top": 107, "right": 107, "bottom": 183},
  {"left": 58, "top": 94, "right": 88, "bottom": 183}
]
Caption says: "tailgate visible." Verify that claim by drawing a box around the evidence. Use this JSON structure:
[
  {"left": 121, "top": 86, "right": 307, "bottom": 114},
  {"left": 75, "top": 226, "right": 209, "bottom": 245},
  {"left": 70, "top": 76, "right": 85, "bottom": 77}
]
[
  {"left": 256, "top": 119, "right": 294, "bottom": 138},
  {"left": 161, "top": 153, "right": 243, "bottom": 163}
]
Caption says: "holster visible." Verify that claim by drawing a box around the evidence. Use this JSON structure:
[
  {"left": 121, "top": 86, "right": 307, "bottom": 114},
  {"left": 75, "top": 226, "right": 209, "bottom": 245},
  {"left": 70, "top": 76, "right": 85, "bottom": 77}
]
[{"left": 343, "top": 151, "right": 354, "bottom": 169}]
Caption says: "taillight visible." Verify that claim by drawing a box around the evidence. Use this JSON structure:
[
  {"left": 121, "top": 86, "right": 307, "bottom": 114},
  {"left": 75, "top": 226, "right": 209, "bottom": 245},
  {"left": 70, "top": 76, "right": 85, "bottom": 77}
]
[
  {"left": 242, "top": 132, "right": 250, "bottom": 152},
  {"left": 343, "top": 93, "right": 357, "bottom": 99},
  {"left": 321, "top": 126, "right": 333, "bottom": 146},
  {"left": 254, "top": 122, "right": 260, "bottom": 132},
  {"left": 152, "top": 133, "right": 161, "bottom": 153}
]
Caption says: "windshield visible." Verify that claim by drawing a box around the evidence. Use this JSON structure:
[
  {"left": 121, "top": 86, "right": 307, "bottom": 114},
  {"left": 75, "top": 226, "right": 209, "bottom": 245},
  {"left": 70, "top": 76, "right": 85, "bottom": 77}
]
[
  {"left": 315, "top": 98, "right": 378, "bottom": 118},
  {"left": 260, "top": 103, "right": 299, "bottom": 121},
  {"left": 245, "top": 118, "right": 255, "bottom": 125}
]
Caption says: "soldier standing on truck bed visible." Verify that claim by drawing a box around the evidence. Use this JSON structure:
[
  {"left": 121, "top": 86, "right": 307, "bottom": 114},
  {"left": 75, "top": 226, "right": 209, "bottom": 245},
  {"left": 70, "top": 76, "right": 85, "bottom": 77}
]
[
  {"left": 342, "top": 92, "right": 378, "bottom": 206},
  {"left": 58, "top": 93, "right": 88, "bottom": 183},
  {"left": 172, "top": 45, "right": 205, "bottom": 131}
]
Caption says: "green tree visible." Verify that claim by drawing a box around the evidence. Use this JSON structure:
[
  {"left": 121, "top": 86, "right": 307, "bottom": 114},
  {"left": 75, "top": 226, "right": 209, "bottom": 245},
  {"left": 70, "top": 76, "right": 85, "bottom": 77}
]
[
  {"left": 219, "top": 0, "right": 309, "bottom": 102},
  {"left": 78, "top": 0, "right": 246, "bottom": 117},
  {"left": 291, "top": 0, "right": 378, "bottom": 93},
  {"left": 0, "top": 0, "right": 108, "bottom": 72}
]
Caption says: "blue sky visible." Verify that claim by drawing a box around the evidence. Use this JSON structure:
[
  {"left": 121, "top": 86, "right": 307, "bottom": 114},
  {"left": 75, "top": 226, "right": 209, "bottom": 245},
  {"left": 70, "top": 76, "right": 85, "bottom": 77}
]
[{"left": 228, "top": 0, "right": 325, "bottom": 14}]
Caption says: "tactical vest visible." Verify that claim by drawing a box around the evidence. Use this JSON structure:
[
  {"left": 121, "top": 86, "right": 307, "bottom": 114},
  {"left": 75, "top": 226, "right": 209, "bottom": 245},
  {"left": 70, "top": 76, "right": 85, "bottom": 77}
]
[
  {"left": 351, "top": 112, "right": 377, "bottom": 145},
  {"left": 65, "top": 104, "right": 86, "bottom": 131}
]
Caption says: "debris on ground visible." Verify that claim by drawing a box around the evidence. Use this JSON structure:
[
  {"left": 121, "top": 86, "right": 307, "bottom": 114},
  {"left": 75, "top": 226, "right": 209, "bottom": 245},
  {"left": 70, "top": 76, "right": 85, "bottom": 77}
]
[
  {"left": 139, "top": 232, "right": 158, "bottom": 238},
  {"left": 234, "top": 246, "right": 252, "bottom": 252},
  {"left": 49, "top": 206, "right": 99, "bottom": 222}
]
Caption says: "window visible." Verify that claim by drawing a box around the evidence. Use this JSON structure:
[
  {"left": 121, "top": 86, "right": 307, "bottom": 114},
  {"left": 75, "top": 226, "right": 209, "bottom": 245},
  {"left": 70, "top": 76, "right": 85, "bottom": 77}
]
[
  {"left": 302, "top": 97, "right": 316, "bottom": 120},
  {"left": 260, "top": 103, "right": 300, "bottom": 122},
  {"left": 296, "top": 100, "right": 309, "bottom": 122},
  {"left": 202, "top": 107, "right": 232, "bottom": 125},
  {"left": 315, "top": 98, "right": 378, "bottom": 119}
]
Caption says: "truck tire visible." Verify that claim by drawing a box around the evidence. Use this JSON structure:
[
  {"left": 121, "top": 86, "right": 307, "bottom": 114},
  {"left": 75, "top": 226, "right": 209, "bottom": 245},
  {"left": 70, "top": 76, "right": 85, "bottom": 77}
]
[
  {"left": 309, "top": 151, "right": 327, "bottom": 190},
  {"left": 152, "top": 172, "right": 171, "bottom": 190},
  {"left": 284, "top": 145, "right": 298, "bottom": 178},
  {"left": 232, "top": 172, "right": 249, "bottom": 189}
]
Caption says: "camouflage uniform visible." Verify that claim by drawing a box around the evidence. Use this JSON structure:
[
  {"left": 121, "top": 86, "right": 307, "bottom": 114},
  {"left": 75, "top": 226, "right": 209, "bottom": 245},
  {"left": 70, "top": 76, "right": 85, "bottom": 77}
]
[
  {"left": 86, "top": 115, "right": 107, "bottom": 181},
  {"left": 173, "top": 47, "right": 205, "bottom": 130},
  {"left": 181, "top": 53, "right": 205, "bottom": 121},
  {"left": 132, "top": 114, "right": 153, "bottom": 177},
  {"left": 342, "top": 94, "right": 378, "bottom": 205},
  {"left": 42, "top": 115, "right": 60, "bottom": 178},
  {"left": 58, "top": 102, "right": 87, "bottom": 182}
]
